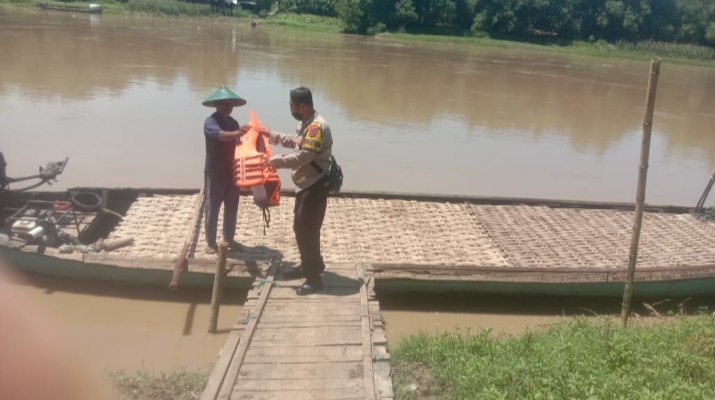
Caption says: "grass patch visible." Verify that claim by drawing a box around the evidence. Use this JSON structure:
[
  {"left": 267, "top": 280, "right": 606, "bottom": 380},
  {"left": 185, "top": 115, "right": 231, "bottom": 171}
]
[
  {"left": 379, "top": 29, "right": 715, "bottom": 65},
  {"left": 261, "top": 12, "right": 342, "bottom": 33},
  {"left": 0, "top": 0, "right": 250, "bottom": 17},
  {"left": 125, "top": 0, "right": 250, "bottom": 18},
  {"left": 391, "top": 314, "right": 715, "bottom": 400},
  {"left": 125, "top": 0, "right": 213, "bottom": 17},
  {"left": 615, "top": 40, "right": 715, "bottom": 61},
  {"left": 109, "top": 367, "right": 210, "bottom": 400},
  {"left": 0, "top": 0, "right": 126, "bottom": 13}
]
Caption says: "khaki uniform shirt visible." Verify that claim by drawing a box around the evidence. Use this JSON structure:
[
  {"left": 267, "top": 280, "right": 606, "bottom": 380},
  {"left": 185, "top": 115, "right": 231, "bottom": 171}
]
[{"left": 268, "top": 111, "right": 333, "bottom": 191}]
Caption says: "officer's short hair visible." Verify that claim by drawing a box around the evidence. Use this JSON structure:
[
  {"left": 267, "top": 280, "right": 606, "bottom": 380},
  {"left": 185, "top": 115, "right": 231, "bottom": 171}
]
[{"left": 290, "top": 87, "right": 313, "bottom": 107}]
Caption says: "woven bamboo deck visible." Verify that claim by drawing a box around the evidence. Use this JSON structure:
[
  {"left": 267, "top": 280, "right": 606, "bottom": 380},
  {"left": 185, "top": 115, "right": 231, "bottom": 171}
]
[
  {"left": 104, "top": 193, "right": 715, "bottom": 272},
  {"left": 200, "top": 262, "right": 391, "bottom": 400}
]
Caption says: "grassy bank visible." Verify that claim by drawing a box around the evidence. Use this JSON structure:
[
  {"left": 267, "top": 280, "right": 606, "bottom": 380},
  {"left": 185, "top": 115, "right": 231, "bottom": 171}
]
[
  {"left": 259, "top": 13, "right": 342, "bottom": 33},
  {"left": 106, "top": 314, "right": 715, "bottom": 400},
  {"left": 0, "top": 0, "right": 340, "bottom": 30},
  {"left": 391, "top": 313, "right": 715, "bottom": 399},
  {"left": 0, "top": 0, "right": 126, "bottom": 13},
  {"left": 381, "top": 29, "right": 715, "bottom": 65},
  {"left": 109, "top": 367, "right": 210, "bottom": 400},
  {"left": 0, "top": 0, "right": 249, "bottom": 17},
  {"left": 2, "top": 0, "right": 712, "bottom": 64}
]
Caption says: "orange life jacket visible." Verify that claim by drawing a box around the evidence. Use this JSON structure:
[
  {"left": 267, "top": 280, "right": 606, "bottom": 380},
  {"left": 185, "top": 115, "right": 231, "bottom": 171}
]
[
  {"left": 233, "top": 110, "right": 281, "bottom": 233},
  {"left": 233, "top": 110, "right": 278, "bottom": 191}
]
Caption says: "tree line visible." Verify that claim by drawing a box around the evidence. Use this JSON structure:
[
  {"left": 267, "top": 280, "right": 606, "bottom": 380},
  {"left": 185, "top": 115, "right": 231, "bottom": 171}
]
[{"left": 256, "top": 0, "right": 715, "bottom": 46}]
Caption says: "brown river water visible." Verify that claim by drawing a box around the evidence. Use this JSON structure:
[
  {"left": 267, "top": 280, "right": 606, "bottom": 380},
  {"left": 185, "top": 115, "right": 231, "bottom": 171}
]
[{"left": 2, "top": 8, "right": 715, "bottom": 375}]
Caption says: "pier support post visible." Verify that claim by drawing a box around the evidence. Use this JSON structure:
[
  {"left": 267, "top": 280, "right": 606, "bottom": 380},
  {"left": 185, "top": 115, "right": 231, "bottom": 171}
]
[
  {"left": 621, "top": 58, "right": 661, "bottom": 327},
  {"left": 208, "top": 241, "right": 228, "bottom": 334}
]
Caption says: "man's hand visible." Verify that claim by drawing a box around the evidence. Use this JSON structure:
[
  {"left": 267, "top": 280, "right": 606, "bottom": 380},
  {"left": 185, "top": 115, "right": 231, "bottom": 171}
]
[
  {"left": 261, "top": 155, "right": 274, "bottom": 170},
  {"left": 218, "top": 128, "right": 244, "bottom": 142},
  {"left": 258, "top": 127, "right": 271, "bottom": 136},
  {"left": 238, "top": 125, "right": 251, "bottom": 136}
]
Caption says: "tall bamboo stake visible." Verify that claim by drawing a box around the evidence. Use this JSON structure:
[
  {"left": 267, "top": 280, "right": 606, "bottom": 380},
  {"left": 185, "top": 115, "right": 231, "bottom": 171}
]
[
  {"left": 208, "top": 241, "right": 228, "bottom": 334},
  {"left": 621, "top": 58, "right": 661, "bottom": 327}
]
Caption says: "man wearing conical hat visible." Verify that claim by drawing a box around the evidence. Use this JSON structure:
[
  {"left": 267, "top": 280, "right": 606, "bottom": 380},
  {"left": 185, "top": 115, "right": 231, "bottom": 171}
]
[{"left": 201, "top": 85, "right": 246, "bottom": 254}]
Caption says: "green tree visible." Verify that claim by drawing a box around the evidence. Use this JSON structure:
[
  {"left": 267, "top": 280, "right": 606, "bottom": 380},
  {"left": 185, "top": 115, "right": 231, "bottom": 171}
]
[
  {"left": 277, "top": 0, "right": 338, "bottom": 16},
  {"left": 413, "top": 0, "right": 457, "bottom": 26},
  {"left": 707, "top": 22, "right": 715, "bottom": 44},
  {"left": 336, "top": 0, "right": 364, "bottom": 33},
  {"left": 394, "top": 0, "right": 419, "bottom": 28}
]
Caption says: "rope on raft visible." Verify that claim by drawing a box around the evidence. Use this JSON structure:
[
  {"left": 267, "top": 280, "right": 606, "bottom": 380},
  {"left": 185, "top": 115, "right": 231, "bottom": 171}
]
[{"left": 262, "top": 207, "right": 271, "bottom": 236}]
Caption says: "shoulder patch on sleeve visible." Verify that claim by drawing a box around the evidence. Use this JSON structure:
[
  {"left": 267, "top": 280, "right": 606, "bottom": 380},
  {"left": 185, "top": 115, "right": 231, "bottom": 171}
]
[
  {"left": 302, "top": 123, "right": 323, "bottom": 152},
  {"left": 307, "top": 122, "right": 322, "bottom": 138}
]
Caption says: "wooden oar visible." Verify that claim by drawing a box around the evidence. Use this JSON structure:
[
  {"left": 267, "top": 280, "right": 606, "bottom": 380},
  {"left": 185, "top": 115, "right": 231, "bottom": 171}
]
[{"left": 169, "top": 186, "right": 205, "bottom": 290}]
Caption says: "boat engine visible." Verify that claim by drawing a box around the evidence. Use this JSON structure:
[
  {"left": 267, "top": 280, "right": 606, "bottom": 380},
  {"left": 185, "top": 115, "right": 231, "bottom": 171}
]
[{"left": 0, "top": 153, "right": 70, "bottom": 235}]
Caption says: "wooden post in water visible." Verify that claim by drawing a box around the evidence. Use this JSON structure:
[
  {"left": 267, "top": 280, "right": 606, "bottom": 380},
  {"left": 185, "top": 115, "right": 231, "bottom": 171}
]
[
  {"left": 621, "top": 58, "right": 661, "bottom": 327},
  {"left": 169, "top": 186, "right": 204, "bottom": 291},
  {"left": 208, "top": 241, "right": 228, "bottom": 334}
]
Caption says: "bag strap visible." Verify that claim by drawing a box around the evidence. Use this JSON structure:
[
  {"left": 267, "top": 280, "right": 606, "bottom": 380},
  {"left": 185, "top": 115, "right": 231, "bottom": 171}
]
[{"left": 310, "top": 160, "right": 324, "bottom": 174}]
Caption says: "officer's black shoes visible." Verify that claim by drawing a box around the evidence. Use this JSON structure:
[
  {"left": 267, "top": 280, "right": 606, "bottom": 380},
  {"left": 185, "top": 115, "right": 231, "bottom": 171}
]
[
  {"left": 225, "top": 239, "right": 244, "bottom": 251},
  {"left": 297, "top": 277, "right": 324, "bottom": 295},
  {"left": 281, "top": 265, "right": 305, "bottom": 280}
]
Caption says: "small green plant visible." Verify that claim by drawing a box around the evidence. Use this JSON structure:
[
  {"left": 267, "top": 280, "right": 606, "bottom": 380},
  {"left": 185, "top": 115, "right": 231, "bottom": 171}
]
[{"left": 109, "top": 367, "right": 210, "bottom": 400}]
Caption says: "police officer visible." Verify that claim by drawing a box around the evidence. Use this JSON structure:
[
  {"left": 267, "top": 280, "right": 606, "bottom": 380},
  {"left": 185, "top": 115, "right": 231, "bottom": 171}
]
[
  {"left": 254, "top": 87, "right": 333, "bottom": 295},
  {"left": 202, "top": 85, "right": 246, "bottom": 254}
]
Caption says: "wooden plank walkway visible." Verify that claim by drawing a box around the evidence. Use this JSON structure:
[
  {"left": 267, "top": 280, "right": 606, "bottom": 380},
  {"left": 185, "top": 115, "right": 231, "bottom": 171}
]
[{"left": 201, "top": 262, "right": 393, "bottom": 400}]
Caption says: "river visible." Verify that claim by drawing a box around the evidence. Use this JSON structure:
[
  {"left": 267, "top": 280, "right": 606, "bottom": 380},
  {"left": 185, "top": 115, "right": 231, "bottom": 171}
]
[
  {"left": 2, "top": 8, "right": 715, "bottom": 205},
  {"left": 2, "top": 7, "right": 715, "bottom": 377},
  {"left": 7, "top": 268, "right": 715, "bottom": 375}
]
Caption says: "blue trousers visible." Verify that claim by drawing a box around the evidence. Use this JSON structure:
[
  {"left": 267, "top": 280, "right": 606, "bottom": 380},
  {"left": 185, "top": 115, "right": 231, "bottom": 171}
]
[{"left": 204, "top": 174, "right": 240, "bottom": 247}]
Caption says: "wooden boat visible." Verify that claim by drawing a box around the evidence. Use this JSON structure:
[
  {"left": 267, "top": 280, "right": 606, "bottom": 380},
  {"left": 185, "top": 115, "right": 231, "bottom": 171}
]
[
  {"left": 37, "top": 2, "right": 104, "bottom": 14},
  {"left": 2, "top": 156, "right": 715, "bottom": 298}
]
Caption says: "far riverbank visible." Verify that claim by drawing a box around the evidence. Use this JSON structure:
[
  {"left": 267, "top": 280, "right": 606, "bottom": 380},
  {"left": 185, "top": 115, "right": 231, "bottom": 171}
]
[{"left": 3, "top": 0, "right": 715, "bottom": 66}]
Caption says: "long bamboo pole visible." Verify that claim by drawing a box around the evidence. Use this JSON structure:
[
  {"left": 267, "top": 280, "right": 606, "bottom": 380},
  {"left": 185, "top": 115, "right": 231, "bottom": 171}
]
[
  {"left": 621, "top": 58, "right": 661, "bottom": 327},
  {"left": 169, "top": 186, "right": 205, "bottom": 290},
  {"left": 695, "top": 167, "right": 715, "bottom": 212},
  {"left": 208, "top": 241, "right": 228, "bottom": 334}
]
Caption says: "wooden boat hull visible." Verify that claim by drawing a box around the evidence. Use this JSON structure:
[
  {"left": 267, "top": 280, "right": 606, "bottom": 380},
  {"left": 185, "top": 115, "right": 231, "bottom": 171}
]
[
  {"left": 374, "top": 276, "right": 715, "bottom": 298},
  {"left": 37, "top": 3, "right": 104, "bottom": 14},
  {"left": 2, "top": 186, "right": 714, "bottom": 298},
  {"left": 3, "top": 245, "right": 715, "bottom": 297},
  {"left": 0, "top": 245, "right": 253, "bottom": 290}
]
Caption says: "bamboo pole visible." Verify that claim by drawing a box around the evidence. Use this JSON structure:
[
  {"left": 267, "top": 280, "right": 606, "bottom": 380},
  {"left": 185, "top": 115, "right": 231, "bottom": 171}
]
[
  {"left": 169, "top": 186, "right": 204, "bottom": 290},
  {"left": 621, "top": 58, "right": 661, "bottom": 327},
  {"left": 208, "top": 241, "right": 228, "bottom": 334},
  {"left": 695, "top": 167, "right": 715, "bottom": 212}
]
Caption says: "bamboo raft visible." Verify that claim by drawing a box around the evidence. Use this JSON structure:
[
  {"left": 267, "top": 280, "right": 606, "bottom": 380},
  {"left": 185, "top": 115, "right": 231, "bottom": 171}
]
[
  {"left": 2, "top": 187, "right": 715, "bottom": 297},
  {"left": 200, "top": 262, "right": 391, "bottom": 400}
]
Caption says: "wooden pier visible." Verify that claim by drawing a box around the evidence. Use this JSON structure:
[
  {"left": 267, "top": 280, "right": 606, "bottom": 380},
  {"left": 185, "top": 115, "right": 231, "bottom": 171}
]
[{"left": 201, "top": 262, "right": 392, "bottom": 400}]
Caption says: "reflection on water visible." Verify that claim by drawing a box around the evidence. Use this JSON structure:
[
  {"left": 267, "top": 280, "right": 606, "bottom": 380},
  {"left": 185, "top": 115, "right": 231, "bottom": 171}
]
[
  {"left": 378, "top": 291, "right": 715, "bottom": 341},
  {"left": 3, "top": 271, "right": 246, "bottom": 372},
  {"left": 9, "top": 268, "right": 715, "bottom": 374},
  {"left": 1, "top": 9, "right": 715, "bottom": 205}
]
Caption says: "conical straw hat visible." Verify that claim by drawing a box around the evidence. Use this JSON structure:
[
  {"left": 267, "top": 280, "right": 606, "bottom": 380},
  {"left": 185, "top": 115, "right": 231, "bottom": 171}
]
[{"left": 202, "top": 85, "right": 247, "bottom": 107}]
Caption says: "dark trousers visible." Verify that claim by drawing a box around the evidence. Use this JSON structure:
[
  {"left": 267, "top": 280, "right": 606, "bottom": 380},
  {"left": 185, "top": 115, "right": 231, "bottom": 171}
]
[
  {"left": 294, "top": 182, "right": 328, "bottom": 279},
  {"left": 204, "top": 174, "right": 240, "bottom": 247}
]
